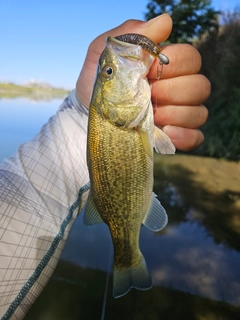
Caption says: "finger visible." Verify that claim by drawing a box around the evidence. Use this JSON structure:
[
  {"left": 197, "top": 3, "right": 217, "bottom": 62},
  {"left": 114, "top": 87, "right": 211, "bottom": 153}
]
[
  {"left": 148, "top": 44, "right": 202, "bottom": 79},
  {"left": 162, "top": 126, "right": 205, "bottom": 151},
  {"left": 154, "top": 104, "right": 208, "bottom": 128},
  {"left": 150, "top": 74, "right": 211, "bottom": 106},
  {"left": 91, "top": 13, "right": 173, "bottom": 55}
]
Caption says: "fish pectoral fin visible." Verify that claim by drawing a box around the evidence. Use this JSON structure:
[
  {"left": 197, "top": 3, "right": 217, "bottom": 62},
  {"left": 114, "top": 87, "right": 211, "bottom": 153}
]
[
  {"left": 139, "top": 129, "right": 152, "bottom": 158},
  {"left": 113, "top": 254, "right": 152, "bottom": 298},
  {"left": 154, "top": 126, "right": 176, "bottom": 154},
  {"left": 143, "top": 193, "right": 168, "bottom": 231},
  {"left": 83, "top": 194, "right": 104, "bottom": 226}
]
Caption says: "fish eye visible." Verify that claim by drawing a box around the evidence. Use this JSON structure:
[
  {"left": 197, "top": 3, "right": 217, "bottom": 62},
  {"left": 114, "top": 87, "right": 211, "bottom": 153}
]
[{"left": 102, "top": 65, "right": 114, "bottom": 78}]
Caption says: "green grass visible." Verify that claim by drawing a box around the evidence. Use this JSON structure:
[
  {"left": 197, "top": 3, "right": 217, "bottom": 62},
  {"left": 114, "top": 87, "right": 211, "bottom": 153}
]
[{"left": 0, "top": 82, "right": 70, "bottom": 100}]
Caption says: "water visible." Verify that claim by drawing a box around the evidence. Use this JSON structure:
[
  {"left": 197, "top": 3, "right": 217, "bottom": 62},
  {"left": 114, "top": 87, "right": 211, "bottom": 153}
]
[
  {"left": 1, "top": 98, "right": 240, "bottom": 319},
  {"left": 0, "top": 97, "right": 62, "bottom": 162}
]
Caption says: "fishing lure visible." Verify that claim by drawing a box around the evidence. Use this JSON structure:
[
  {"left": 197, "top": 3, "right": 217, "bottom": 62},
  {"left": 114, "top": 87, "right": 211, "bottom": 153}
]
[{"left": 115, "top": 33, "right": 169, "bottom": 79}]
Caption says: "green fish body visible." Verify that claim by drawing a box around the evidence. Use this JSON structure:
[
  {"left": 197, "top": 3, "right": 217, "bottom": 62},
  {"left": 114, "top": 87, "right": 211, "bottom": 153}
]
[{"left": 84, "top": 36, "right": 175, "bottom": 298}]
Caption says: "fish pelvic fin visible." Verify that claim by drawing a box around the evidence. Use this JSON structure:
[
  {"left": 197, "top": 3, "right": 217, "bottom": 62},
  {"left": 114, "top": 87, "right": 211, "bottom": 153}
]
[
  {"left": 139, "top": 129, "right": 153, "bottom": 158},
  {"left": 83, "top": 194, "right": 104, "bottom": 225},
  {"left": 113, "top": 254, "right": 152, "bottom": 298},
  {"left": 154, "top": 125, "right": 175, "bottom": 154},
  {"left": 143, "top": 193, "right": 168, "bottom": 231}
]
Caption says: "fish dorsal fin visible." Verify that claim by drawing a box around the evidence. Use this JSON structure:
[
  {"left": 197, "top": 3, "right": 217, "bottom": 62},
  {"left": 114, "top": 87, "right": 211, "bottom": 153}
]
[
  {"left": 139, "top": 129, "right": 152, "bottom": 158},
  {"left": 84, "top": 194, "right": 104, "bottom": 225},
  {"left": 154, "top": 126, "right": 176, "bottom": 154},
  {"left": 142, "top": 193, "right": 168, "bottom": 231}
]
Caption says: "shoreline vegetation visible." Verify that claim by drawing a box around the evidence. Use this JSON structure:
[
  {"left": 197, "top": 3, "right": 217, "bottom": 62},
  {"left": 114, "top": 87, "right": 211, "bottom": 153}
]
[{"left": 0, "top": 82, "right": 70, "bottom": 100}]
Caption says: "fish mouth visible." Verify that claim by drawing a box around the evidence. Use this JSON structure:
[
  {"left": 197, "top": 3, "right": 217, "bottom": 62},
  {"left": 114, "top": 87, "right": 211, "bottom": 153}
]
[{"left": 114, "top": 33, "right": 169, "bottom": 65}]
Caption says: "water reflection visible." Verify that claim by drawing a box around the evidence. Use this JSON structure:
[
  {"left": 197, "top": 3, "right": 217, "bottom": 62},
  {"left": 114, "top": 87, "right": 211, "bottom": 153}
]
[
  {"left": 148, "top": 223, "right": 240, "bottom": 305},
  {"left": 154, "top": 155, "right": 240, "bottom": 252}
]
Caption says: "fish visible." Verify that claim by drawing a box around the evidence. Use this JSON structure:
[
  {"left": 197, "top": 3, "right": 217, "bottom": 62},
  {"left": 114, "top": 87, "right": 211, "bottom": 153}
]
[{"left": 84, "top": 34, "right": 175, "bottom": 298}]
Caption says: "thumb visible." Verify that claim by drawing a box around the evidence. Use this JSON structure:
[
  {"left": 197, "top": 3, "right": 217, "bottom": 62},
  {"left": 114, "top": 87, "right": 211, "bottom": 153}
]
[{"left": 93, "top": 13, "right": 172, "bottom": 53}]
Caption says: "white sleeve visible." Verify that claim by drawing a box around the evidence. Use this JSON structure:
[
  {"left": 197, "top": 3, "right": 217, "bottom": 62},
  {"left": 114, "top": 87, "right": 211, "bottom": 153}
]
[{"left": 0, "top": 90, "right": 90, "bottom": 320}]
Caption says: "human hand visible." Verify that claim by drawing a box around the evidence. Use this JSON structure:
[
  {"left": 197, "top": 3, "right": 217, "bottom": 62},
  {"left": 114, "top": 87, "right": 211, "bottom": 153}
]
[{"left": 76, "top": 14, "right": 210, "bottom": 151}]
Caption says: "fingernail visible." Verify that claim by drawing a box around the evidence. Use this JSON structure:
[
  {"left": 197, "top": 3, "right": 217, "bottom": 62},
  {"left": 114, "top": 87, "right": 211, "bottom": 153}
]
[{"left": 162, "top": 125, "right": 183, "bottom": 140}]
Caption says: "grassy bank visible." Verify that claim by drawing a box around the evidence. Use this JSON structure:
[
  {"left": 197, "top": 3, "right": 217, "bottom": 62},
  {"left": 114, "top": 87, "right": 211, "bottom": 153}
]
[{"left": 0, "top": 82, "right": 70, "bottom": 100}]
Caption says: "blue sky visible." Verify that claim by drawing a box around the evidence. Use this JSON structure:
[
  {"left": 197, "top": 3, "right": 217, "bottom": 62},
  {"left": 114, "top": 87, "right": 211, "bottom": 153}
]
[{"left": 0, "top": 0, "right": 239, "bottom": 89}]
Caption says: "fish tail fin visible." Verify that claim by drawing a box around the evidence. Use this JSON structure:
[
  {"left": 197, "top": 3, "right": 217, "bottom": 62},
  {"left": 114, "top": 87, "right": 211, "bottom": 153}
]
[{"left": 113, "top": 254, "right": 152, "bottom": 298}]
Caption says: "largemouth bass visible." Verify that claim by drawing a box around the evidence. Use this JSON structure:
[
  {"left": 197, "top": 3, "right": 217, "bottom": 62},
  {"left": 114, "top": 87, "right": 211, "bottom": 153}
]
[{"left": 84, "top": 34, "right": 175, "bottom": 298}]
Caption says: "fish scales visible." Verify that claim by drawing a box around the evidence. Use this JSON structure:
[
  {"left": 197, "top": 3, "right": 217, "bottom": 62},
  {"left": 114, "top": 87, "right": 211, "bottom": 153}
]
[
  {"left": 84, "top": 34, "right": 175, "bottom": 298},
  {"left": 88, "top": 107, "right": 152, "bottom": 269}
]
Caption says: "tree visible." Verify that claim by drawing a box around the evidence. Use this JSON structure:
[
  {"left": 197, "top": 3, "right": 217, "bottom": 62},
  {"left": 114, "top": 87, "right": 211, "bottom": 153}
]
[
  {"left": 145, "top": 0, "right": 219, "bottom": 43},
  {"left": 196, "top": 10, "right": 240, "bottom": 160}
]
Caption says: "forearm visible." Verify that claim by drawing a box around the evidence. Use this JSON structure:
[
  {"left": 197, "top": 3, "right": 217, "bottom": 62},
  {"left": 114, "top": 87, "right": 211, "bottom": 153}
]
[{"left": 0, "top": 90, "right": 90, "bottom": 319}]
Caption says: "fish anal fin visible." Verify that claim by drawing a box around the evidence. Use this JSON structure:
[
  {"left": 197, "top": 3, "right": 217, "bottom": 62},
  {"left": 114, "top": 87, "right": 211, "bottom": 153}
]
[
  {"left": 154, "top": 126, "right": 175, "bottom": 154},
  {"left": 83, "top": 194, "right": 104, "bottom": 225},
  {"left": 143, "top": 193, "right": 168, "bottom": 231},
  {"left": 113, "top": 254, "right": 152, "bottom": 298}
]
